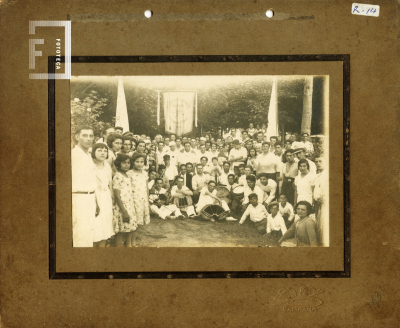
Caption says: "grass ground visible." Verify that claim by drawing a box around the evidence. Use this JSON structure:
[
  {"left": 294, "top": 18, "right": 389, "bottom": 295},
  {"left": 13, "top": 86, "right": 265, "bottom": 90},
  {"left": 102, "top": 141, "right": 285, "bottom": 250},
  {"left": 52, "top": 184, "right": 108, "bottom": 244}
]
[{"left": 130, "top": 211, "right": 271, "bottom": 247}]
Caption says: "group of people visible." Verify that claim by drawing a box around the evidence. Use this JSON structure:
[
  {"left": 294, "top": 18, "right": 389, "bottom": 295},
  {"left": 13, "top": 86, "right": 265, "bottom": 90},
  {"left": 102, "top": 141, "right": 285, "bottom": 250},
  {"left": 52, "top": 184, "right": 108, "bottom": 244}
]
[{"left": 71, "top": 122, "right": 328, "bottom": 248}]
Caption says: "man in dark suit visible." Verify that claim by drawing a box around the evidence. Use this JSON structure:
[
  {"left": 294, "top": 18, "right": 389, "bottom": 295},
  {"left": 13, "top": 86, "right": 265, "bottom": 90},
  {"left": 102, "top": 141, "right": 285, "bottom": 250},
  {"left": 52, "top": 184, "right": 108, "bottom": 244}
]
[{"left": 172, "top": 164, "right": 193, "bottom": 191}]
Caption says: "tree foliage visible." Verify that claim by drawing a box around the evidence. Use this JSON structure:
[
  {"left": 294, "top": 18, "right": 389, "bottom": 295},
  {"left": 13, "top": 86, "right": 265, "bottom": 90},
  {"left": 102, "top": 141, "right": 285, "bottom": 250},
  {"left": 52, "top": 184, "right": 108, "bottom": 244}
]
[
  {"left": 71, "top": 91, "right": 112, "bottom": 140},
  {"left": 70, "top": 77, "right": 325, "bottom": 138}
]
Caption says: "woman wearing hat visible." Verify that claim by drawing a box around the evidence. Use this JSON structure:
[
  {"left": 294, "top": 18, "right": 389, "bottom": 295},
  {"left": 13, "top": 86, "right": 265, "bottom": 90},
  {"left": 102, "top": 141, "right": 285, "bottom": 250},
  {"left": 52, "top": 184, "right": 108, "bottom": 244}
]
[{"left": 265, "top": 201, "right": 287, "bottom": 246}]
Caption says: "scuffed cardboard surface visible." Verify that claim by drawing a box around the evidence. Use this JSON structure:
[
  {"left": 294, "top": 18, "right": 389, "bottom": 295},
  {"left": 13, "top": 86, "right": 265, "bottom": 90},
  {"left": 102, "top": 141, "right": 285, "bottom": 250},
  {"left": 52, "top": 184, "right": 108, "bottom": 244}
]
[{"left": 1, "top": 0, "right": 400, "bottom": 327}]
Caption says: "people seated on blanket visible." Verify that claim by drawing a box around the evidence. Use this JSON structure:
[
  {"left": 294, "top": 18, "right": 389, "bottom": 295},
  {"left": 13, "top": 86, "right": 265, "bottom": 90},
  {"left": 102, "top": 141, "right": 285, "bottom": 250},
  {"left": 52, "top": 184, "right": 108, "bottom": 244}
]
[
  {"left": 278, "top": 194, "right": 295, "bottom": 229},
  {"left": 192, "top": 164, "right": 211, "bottom": 204},
  {"left": 156, "top": 164, "right": 170, "bottom": 190},
  {"left": 149, "top": 180, "right": 183, "bottom": 220},
  {"left": 238, "top": 165, "right": 254, "bottom": 187},
  {"left": 239, "top": 193, "right": 269, "bottom": 234},
  {"left": 264, "top": 201, "right": 288, "bottom": 246},
  {"left": 196, "top": 180, "right": 234, "bottom": 222},
  {"left": 163, "top": 154, "right": 178, "bottom": 183},
  {"left": 278, "top": 201, "right": 318, "bottom": 247},
  {"left": 147, "top": 169, "right": 157, "bottom": 189},
  {"left": 170, "top": 176, "right": 196, "bottom": 218},
  {"left": 240, "top": 175, "right": 264, "bottom": 212},
  {"left": 256, "top": 173, "right": 277, "bottom": 209}
]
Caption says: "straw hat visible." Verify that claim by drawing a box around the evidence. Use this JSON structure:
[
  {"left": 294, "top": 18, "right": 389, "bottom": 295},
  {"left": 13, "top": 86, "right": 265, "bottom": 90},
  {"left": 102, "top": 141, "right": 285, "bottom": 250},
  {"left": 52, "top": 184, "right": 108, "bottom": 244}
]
[{"left": 291, "top": 141, "right": 306, "bottom": 153}]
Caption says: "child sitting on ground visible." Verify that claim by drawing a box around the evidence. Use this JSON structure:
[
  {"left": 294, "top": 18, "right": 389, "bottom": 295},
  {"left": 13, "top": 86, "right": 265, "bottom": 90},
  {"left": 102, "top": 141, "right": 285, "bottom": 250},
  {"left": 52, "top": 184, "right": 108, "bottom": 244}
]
[
  {"left": 278, "top": 194, "right": 295, "bottom": 229},
  {"left": 265, "top": 201, "right": 287, "bottom": 246}
]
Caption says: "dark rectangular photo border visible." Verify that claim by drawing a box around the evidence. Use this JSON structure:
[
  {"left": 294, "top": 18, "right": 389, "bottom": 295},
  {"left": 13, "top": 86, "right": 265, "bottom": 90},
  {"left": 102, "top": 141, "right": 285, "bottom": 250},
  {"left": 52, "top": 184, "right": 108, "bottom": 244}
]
[{"left": 49, "top": 55, "right": 350, "bottom": 279}]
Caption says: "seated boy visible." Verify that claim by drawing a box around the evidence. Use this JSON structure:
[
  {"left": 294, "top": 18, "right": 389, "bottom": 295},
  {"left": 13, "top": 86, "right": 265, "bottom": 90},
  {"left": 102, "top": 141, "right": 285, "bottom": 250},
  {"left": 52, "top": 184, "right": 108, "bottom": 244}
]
[
  {"left": 239, "top": 193, "right": 269, "bottom": 234},
  {"left": 278, "top": 194, "right": 295, "bottom": 229},
  {"left": 265, "top": 201, "right": 287, "bottom": 245}
]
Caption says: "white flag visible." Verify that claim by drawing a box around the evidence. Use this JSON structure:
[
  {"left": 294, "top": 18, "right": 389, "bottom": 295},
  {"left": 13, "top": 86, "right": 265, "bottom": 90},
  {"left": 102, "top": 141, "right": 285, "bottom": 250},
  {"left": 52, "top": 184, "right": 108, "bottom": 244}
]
[
  {"left": 266, "top": 76, "right": 278, "bottom": 140},
  {"left": 115, "top": 77, "right": 129, "bottom": 133}
]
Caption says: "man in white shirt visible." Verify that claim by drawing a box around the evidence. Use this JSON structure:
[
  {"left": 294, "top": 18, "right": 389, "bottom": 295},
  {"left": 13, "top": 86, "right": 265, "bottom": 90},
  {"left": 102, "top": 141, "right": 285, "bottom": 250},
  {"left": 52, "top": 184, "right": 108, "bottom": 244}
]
[
  {"left": 165, "top": 142, "right": 180, "bottom": 169},
  {"left": 178, "top": 142, "right": 197, "bottom": 169},
  {"left": 248, "top": 123, "right": 257, "bottom": 137},
  {"left": 191, "top": 164, "right": 211, "bottom": 204},
  {"left": 239, "top": 193, "right": 269, "bottom": 234},
  {"left": 156, "top": 140, "right": 168, "bottom": 165},
  {"left": 238, "top": 165, "right": 254, "bottom": 188},
  {"left": 196, "top": 144, "right": 210, "bottom": 164},
  {"left": 71, "top": 126, "right": 97, "bottom": 247},
  {"left": 96, "top": 125, "right": 115, "bottom": 145},
  {"left": 228, "top": 140, "right": 247, "bottom": 171},
  {"left": 242, "top": 175, "right": 264, "bottom": 211},
  {"left": 256, "top": 173, "right": 277, "bottom": 207},
  {"left": 301, "top": 132, "right": 314, "bottom": 156},
  {"left": 314, "top": 156, "right": 329, "bottom": 246},
  {"left": 241, "top": 130, "right": 250, "bottom": 143},
  {"left": 170, "top": 177, "right": 196, "bottom": 217},
  {"left": 163, "top": 155, "right": 178, "bottom": 182},
  {"left": 230, "top": 128, "right": 242, "bottom": 143},
  {"left": 218, "top": 161, "right": 234, "bottom": 186},
  {"left": 196, "top": 180, "right": 233, "bottom": 222},
  {"left": 175, "top": 138, "right": 184, "bottom": 152},
  {"left": 190, "top": 139, "right": 198, "bottom": 152}
]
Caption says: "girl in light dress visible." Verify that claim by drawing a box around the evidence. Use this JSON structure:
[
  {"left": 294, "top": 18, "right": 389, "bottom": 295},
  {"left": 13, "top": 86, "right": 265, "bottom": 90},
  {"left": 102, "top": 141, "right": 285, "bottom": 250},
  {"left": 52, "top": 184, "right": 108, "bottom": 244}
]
[
  {"left": 112, "top": 154, "right": 138, "bottom": 247},
  {"left": 92, "top": 143, "right": 115, "bottom": 247},
  {"left": 127, "top": 153, "right": 151, "bottom": 230}
]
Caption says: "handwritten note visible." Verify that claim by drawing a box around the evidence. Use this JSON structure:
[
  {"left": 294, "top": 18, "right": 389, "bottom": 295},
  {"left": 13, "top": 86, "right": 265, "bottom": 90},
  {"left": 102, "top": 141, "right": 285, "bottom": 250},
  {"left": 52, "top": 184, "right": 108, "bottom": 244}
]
[
  {"left": 352, "top": 3, "right": 380, "bottom": 17},
  {"left": 367, "top": 286, "right": 385, "bottom": 310}
]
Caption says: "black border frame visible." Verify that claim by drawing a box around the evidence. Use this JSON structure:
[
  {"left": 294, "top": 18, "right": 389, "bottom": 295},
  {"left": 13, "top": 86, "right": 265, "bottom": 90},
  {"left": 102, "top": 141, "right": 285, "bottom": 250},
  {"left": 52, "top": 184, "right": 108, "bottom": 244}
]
[{"left": 49, "top": 55, "right": 350, "bottom": 279}]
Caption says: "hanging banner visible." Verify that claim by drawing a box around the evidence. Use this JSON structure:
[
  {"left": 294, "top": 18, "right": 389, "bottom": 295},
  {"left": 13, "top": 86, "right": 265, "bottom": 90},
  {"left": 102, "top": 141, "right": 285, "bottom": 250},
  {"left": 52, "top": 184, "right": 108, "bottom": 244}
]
[{"left": 163, "top": 91, "right": 195, "bottom": 136}]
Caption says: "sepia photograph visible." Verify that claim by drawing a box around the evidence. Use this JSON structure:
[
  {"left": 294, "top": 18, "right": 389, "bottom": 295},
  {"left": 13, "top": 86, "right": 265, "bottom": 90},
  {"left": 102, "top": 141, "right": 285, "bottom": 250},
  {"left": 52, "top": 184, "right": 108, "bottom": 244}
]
[{"left": 70, "top": 74, "right": 329, "bottom": 248}]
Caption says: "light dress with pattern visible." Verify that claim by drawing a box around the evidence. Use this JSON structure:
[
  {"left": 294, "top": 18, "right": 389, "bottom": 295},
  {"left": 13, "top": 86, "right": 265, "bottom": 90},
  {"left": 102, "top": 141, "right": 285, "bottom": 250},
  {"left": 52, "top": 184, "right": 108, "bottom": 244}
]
[
  {"left": 112, "top": 172, "right": 138, "bottom": 233},
  {"left": 294, "top": 172, "right": 315, "bottom": 204},
  {"left": 128, "top": 169, "right": 150, "bottom": 225}
]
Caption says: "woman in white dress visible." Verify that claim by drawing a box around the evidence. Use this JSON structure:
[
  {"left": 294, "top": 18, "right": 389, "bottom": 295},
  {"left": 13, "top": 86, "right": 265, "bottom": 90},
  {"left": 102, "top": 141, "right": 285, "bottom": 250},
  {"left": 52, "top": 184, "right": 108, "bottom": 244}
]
[
  {"left": 92, "top": 143, "right": 115, "bottom": 247},
  {"left": 294, "top": 159, "right": 315, "bottom": 205}
]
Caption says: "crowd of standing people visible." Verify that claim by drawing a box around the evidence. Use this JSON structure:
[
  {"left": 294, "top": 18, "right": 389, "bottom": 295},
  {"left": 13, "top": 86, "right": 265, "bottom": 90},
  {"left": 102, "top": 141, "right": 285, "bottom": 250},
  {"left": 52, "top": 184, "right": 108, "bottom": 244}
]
[{"left": 71, "top": 122, "right": 329, "bottom": 248}]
